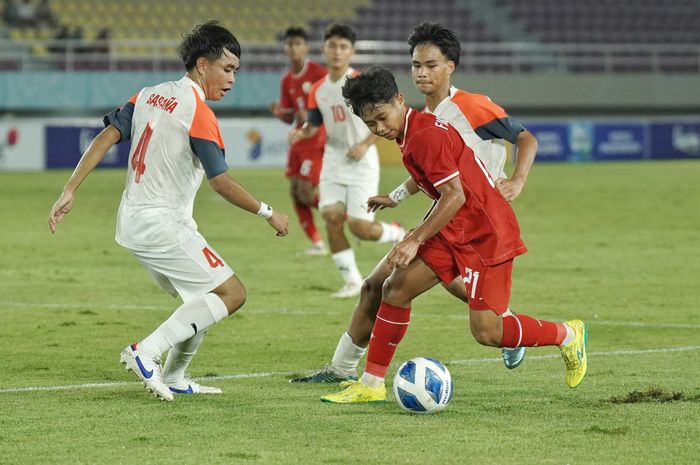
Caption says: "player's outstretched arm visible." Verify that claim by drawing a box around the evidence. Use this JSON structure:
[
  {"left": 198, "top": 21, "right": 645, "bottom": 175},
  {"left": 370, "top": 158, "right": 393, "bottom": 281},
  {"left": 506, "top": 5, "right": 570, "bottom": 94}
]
[
  {"left": 496, "top": 129, "right": 537, "bottom": 202},
  {"left": 48, "top": 125, "right": 121, "bottom": 234},
  {"left": 387, "top": 178, "right": 465, "bottom": 269},
  {"left": 208, "top": 172, "right": 289, "bottom": 236},
  {"left": 367, "top": 177, "right": 419, "bottom": 212},
  {"left": 288, "top": 122, "right": 318, "bottom": 145}
]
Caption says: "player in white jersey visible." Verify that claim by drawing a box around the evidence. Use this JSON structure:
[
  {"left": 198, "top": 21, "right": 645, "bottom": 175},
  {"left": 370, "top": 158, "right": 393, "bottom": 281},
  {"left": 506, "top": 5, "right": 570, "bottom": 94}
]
[
  {"left": 289, "top": 24, "right": 404, "bottom": 298},
  {"left": 290, "top": 23, "right": 538, "bottom": 383},
  {"left": 48, "top": 22, "right": 289, "bottom": 401}
]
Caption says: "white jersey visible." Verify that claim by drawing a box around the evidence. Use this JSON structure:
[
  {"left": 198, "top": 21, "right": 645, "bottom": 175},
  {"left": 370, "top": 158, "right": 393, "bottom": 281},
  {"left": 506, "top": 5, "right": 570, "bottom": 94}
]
[
  {"left": 308, "top": 68, "right": 379, "bottom": 184},
  {"left": 428, "top": 86, "right": 524, "bottom": 180},
  {"left": 104, "top": 76, "right": 227, "bottom": 252}
]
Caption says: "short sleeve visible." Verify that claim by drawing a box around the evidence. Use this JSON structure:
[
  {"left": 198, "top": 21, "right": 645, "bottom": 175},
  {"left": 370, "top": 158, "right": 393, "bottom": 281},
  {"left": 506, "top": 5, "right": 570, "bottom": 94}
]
[
  {"left": 103, "top": 92, "right": 139, "bottom": 142},
  {"left": 189, "top": 87, "right": 229, "bottom": 179},
  {"left": 410, "top": 128, "right": 461, "bottom": 189}
]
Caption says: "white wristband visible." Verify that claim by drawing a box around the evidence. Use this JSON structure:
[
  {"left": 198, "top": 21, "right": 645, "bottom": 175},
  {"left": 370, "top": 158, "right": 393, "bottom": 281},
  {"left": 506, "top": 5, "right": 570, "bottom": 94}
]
[
  {"left": 257, "top": 201, "right": 273, "bottom": 219},
  {"left": 388, "top": 183, "right": 410, "bottom": 204}
]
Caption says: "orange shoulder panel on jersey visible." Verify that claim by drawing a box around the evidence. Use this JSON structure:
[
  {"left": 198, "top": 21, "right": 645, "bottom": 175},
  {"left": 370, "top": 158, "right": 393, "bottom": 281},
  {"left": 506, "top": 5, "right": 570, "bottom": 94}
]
[
  {"left": 307, "top": 78, "right": 325, "bottom": 110},
  {"left": 450, "top": 90, "right": 507, "bottom": 130},
  {"left": 189, "top": 87, "right": 224, "bottom": 148},
  {"left": 128, "top": 92, "right": 139, "bottom": 104}
]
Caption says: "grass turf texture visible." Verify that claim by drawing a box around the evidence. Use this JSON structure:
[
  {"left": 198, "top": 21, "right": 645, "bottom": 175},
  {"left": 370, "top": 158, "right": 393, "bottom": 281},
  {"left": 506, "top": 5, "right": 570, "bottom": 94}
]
[{"left": 1, "top": 161, "right": 699, "bottom": 465}]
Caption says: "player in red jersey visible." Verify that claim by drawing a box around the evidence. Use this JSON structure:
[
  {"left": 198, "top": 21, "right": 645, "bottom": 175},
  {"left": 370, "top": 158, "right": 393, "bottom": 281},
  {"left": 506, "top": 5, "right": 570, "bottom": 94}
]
[
  {"left": 321, "top": 67, "right": 588, "bottom": 404},
  {"left": 270, "top": 27, "right": 328, "bottom": 256}
]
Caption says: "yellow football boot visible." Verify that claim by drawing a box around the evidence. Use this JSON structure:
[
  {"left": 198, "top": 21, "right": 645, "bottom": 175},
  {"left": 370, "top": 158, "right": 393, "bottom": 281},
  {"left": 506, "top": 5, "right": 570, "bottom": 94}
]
[
  {"left": 320, "top": 380, "right": 386, "bottom": 404},
  {"left": 559, "top": 319, "right": 588, "bottom": 388}
]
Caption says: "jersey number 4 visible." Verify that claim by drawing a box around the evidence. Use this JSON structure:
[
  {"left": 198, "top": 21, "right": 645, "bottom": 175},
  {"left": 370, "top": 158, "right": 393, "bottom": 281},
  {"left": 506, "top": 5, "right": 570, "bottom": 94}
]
[
  {"left": 202, "top": 247, "right": 224, "bottom": 268},
  {"left": 131, "top": 122, "right": 154, "bottom": 183}
]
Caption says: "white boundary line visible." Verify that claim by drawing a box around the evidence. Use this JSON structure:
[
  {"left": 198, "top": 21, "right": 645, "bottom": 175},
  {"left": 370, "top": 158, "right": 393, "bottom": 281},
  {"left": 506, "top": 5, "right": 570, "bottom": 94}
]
[
  {"left": 1, "top": 345, "right": 698, "bottom": 394},
  {"left": 2, "top": 301, "right": 699, "bottom": 329}
]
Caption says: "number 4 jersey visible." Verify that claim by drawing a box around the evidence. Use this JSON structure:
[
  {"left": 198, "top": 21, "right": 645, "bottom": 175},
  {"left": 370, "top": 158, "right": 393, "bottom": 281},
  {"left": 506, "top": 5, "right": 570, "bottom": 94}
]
[{"left": 104, "top": 76, "right": 228, "bottom": 252}]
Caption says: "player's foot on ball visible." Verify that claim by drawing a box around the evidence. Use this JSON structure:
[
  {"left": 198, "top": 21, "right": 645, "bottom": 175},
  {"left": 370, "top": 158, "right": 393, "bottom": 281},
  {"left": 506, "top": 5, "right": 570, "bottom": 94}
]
[
  {"left": 502, "top": 346, "right": 526, "bottom": 369},
  {"left": 302, "top": 241, "right": 328, "bottom": 256},
  {"left": 289, "top": 365, "right": 358, "bottom": 383},
  {"left": 330, "top": 282, "right": 361, "bottom": 299},
  {"left": 559, "top": 319, "right": 588, "bottom": 388},
  {"left": 120, "top": 343, "right": 173, "bottom": 401},
  {"left": 320, "top": 380, "right": 386, "bottom": 404},
  {"left": 167, "top": 378, "right": 222, "bottom": 394}
]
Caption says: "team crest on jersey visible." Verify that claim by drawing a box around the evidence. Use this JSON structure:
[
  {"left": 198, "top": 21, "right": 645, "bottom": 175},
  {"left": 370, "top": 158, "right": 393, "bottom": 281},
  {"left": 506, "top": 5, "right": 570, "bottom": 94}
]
[{"left": 302, "top": 81, "right": 312, "bottom": 93}]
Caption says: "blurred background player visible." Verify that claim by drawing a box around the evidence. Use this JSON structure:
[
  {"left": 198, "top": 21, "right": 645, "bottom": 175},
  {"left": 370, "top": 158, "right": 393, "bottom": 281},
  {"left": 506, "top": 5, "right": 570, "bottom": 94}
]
[
  {"left": 290, "top": 23, "right": 536, "bottom": 382},
  {"left": 321, "top": 66, "right": 587, "bottom": 404},
  {"left": 289, "top": 24, "right": 404, "bottom": 298},
  {"left": 48, "top": 21, "right": 289, "bottom": 401},
  {"left": 270, "top": 27, "right": 328, "bottom": 256}
]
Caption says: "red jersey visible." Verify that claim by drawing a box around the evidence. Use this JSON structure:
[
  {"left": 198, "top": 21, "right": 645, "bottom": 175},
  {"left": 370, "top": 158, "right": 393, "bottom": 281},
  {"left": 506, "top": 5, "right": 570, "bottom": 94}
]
[
  {"left": 278, "top": 60, "right": 326, "bottom": 150},
  {"left": 398, "top": 108, "right": 527, "bottom": 266}
]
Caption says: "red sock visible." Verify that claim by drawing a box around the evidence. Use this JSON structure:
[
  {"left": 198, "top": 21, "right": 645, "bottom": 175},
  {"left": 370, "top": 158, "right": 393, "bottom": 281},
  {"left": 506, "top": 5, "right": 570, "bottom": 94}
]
[
  {"left": 500, "top": 314, "right": 567, "bottom": 348},
  {"left": 293, "top": 202, "right": 321, "bottom": 243},
  {"left": 365, "top": 302, "right": 411, "bottom": 379}
]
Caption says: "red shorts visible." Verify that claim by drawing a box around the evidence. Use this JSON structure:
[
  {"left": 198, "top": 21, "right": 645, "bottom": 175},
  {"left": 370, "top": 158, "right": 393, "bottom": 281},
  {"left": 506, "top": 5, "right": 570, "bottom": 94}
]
[
  {"left": 285, "top": 145, "right": 323, "bottom": 185},
  {"left": 417, "top": 235, "right": 513, "bottom": 314}
]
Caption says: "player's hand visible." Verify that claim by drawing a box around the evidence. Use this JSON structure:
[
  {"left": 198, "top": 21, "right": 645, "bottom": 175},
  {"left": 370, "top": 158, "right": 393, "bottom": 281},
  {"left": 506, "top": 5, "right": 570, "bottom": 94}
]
[
  {"left": 48, "top": 190, "right": 75, "bottom": 234},
  {"left": 269, "top": 101, "right": 279, "bottom": 115},
  {"left": 288, "top": 128, "right": 302, "bottom": 145},
  {"left": 367, "top": 195, "right": 397, "bottom": 213},
  {"left": 386, "top": 236, "right": 420, "bottom": 269},
  {"left": 495, "top": 177, "right": 525, "bottom": 202},
  {"left": 346, "top": 142, "right": 367, "bottom": 161},
  {"left": 267, "top": 211, "right": 289, "bottom": 237}
]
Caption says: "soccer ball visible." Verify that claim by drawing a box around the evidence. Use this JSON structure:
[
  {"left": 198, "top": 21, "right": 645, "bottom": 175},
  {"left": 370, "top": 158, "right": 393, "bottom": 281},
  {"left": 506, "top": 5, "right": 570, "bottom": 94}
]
[{"left": 393, "top": 357, "right": 453, "bottom": 414}]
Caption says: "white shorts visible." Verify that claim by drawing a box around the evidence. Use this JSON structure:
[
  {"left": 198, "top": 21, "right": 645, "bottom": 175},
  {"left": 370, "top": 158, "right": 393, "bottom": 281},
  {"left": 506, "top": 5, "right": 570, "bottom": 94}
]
[
  {"left": 128, "top": 232, "right": 234, "bottom": 303},
  {"left": 318, "top": 177, "right": 379, "bottom": 221}
]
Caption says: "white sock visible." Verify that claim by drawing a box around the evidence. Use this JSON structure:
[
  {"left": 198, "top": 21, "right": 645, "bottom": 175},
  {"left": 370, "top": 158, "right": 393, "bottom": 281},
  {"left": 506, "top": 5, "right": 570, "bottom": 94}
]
[
  {"left": 361, "top": 372, "right": 384, "bottom": 388},
  {"left": 139, "top": 293, "right": 229, "bottom": 359},
  {"left": 377, "top": 222, "right": 404, "bottom": 243},
  {"left": 560, "top": 323, "right": 575, "bottom": 347},
  {"left": 162, "top": 330, "right": 206, "bottom": 384},
  {"left": 331, "top": 332, "right": 367, "bottom": 374},
  {"left": 331, "top": 248, "right": 363, "bottom": 285}
]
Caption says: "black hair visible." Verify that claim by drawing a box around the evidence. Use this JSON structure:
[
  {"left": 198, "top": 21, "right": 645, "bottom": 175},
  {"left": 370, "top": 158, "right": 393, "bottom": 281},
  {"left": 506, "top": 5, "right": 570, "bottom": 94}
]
[
  {"left": 283, "top": 27, "right": 308, "bottom": 41},
  {"left": 407, "top": 22, "right": 460, "bottom": 65},
  {"left": 323, "top": 23, "right": 356, "bottom": 44},
  {"left": 342, "top": 66, "right": 398, "bottom": 117},
  {"left": 179, "top": 20, "right": 241, "bottom": 71}
]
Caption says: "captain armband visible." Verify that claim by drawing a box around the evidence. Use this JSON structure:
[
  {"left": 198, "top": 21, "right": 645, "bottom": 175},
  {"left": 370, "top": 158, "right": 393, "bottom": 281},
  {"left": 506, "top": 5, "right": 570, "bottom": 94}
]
[
  {"left": 388, "top": 183, "right": 411, "bottom": 204},
  {"left": 257, "top": 201, "right": 273, "bottom": 219}
]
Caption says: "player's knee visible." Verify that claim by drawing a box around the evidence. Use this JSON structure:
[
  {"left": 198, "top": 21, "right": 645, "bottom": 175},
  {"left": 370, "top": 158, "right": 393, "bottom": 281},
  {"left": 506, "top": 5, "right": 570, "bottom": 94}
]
[
  {"left": 323, "top": 212, "right": 345, "bottom": 231},
  {"left": 222, "top": 290, "right": 246, "bottom": 314},
  {"left": 361, "top": 275, "right": 383, "bottom": 301},
  {"left": 381, "top": 275, "right": 405, "bottom": 304},
  {"left": 469, "top": 321, "right": 501, "bottom": 347}
]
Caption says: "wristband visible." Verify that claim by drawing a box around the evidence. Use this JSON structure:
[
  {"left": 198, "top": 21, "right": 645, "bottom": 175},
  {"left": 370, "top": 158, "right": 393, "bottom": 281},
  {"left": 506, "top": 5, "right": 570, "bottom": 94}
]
[
  {"left": 257, "top": 201, "right": 273, "bottom": 219},
  {"left": 388, "top": 183, "right": 410, "bottom": 204}
]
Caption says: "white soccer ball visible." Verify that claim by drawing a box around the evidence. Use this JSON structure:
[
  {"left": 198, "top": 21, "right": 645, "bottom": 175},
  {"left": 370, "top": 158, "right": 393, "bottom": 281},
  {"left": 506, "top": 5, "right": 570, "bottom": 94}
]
[{"left": 393, "top": 357, "right": 453, "bottom": 414}]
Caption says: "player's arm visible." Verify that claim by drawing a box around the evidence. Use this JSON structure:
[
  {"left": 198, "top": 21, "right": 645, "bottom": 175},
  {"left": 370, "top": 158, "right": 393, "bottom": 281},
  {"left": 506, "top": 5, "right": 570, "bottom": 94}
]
[
  {"left": 288, "top": 120, "right": 319, "bottom": 144},
  {"left": 347, "top": 133, "right": 379, "bottom": 160},
  {"left": 209, "top": 173, "right": 289, "bottom": 237},
  {"left": 48, "top": 125, "right": 121, "bottom": 234},
  {"left": 496, "top": 129, "right": 537, "bottom": 202},
  {"left": 270, "top": 78, "right": 295, "bottom": 124},
  {"left": 386, "top": 177, "right": 465, "bottom": 269},
  {"left": 367, "top": 177, "right": 419, "bottom": 212}
]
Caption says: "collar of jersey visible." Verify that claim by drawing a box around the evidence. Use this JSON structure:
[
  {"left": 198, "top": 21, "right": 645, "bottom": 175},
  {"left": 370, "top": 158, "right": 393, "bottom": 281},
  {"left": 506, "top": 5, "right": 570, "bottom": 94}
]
[{"left": 182, "top": 75, "right": 206, "bottom": 101}]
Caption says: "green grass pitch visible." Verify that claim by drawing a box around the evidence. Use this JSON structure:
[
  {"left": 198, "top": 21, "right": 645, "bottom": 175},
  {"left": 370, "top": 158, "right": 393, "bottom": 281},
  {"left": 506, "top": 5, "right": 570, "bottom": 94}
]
[{"left": 0, "top": 161, "right": 699, "bottom": 465}]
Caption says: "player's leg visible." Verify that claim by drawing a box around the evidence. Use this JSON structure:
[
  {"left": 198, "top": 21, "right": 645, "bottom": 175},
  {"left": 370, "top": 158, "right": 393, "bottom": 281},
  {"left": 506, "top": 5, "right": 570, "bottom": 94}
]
[
  {"left": 321, "top": 258, "right": 440, "bottom": 403},
  {"left": 319, "top": 180, "right": 363, "bottom": 298},
  {"left": 289, "top": 254, "right": 393, "bottom": 382},
  {"left": 464, "top": 258, "right": 587, "bottom": 388},
  {"left": 345, "top": 180, "right": 405, "bottom": 244},
  {"left": 442, "top": 277, "right": 526, "bottom": 369},
  {"left": 294, "top": 155, "right": 327, "bottom": 255},
  {"left": 121, "top": 235, "right": 238, "bottom": 399}
]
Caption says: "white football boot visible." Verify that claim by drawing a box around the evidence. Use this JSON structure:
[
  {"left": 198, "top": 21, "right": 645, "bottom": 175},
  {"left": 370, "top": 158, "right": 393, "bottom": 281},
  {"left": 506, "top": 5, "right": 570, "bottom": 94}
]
[
  {"left": 167, "top": 377, "right": 223, "bottom": 395},
  {"left": 330, "top": 282, "right": 361, "bottom": 299},
  {"left": 120, "top": 343, "right": 173, "bottom": 401}
]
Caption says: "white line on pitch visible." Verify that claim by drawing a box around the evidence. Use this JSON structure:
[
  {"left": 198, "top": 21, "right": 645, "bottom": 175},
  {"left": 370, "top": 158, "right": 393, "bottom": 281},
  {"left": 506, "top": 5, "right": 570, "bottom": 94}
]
[
  {"left": 2, "top": 301, "right": 699, "bottom": 329},
  {"left": 1, "top": 345, "right": 698, "bottom": 394}
]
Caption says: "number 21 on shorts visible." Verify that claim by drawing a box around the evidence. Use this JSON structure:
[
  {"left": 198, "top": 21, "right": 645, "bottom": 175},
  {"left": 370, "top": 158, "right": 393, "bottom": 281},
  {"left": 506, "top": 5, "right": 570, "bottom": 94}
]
[{"left": 463, "top": 267, "right": 480, "bottom": 300}]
